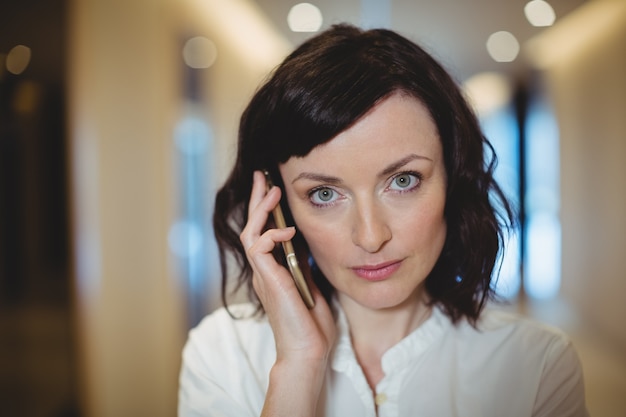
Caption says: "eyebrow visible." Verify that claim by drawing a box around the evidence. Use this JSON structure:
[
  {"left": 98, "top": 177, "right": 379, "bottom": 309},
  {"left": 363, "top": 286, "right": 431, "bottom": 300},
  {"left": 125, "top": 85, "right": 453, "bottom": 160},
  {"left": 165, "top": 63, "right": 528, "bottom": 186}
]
[
  {"left": 291, "top": 153, "right": 432, "bottom": 185},
  {"left": 379, "top": 154, "right": 431, "bottom": 177}
]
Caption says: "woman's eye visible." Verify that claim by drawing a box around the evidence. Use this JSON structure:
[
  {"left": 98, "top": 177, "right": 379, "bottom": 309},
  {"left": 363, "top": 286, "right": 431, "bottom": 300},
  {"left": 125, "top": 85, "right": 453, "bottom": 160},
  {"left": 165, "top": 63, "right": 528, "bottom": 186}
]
[
  {"left": 310, "top": 187, "right": 337, "bottom": 205},
  {"left": 389, "top": 173, "right": 420, "bottom": 191}
]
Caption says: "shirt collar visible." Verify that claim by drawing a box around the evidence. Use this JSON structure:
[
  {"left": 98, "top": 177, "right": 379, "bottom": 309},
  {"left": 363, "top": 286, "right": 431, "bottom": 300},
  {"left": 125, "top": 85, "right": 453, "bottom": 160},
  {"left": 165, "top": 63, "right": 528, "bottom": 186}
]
[{"left": 330, "top": 298, "right": 450, "bottom": 374}]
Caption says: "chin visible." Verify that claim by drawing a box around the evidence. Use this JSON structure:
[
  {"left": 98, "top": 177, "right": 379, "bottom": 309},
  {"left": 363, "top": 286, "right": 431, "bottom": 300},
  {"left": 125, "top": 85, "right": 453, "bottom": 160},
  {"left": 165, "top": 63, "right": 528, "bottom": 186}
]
[{"left": 344, "top": 285, "right": 421, "bottom": 311}]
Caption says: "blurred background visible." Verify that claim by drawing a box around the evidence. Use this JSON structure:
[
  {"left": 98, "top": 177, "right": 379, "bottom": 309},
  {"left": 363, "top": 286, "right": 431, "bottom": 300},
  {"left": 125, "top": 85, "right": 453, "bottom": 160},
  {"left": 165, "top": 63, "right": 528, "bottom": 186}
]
[{"left": 0, "top": 0, "right": 624, "bottom": 416}]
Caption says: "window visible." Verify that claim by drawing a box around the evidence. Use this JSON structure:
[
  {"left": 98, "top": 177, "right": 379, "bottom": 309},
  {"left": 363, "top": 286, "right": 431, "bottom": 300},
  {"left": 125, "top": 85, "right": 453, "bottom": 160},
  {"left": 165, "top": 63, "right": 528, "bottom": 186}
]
[{"left": 479, "top": 86, "right": 561, "bottom": 300}]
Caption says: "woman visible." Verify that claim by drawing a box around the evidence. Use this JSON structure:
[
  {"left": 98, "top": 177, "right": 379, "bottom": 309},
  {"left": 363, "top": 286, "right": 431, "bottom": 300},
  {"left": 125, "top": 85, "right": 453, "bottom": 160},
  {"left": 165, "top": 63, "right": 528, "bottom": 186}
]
[{"left": 179, "top": 24, "right": 587, "bottom": 417}]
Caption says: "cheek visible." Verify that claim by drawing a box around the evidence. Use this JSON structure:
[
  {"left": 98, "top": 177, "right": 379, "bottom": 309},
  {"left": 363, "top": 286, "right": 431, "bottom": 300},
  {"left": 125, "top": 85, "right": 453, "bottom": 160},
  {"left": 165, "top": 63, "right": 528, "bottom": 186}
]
[
  {"left": 291, "top": 212, "right": 350, "bottom": 276},
  {"left": 396, "top": 200, "right": 447, "bottom": 249},
  {"left": 295, "top": 216, "right": 341, "bottom": 256}
]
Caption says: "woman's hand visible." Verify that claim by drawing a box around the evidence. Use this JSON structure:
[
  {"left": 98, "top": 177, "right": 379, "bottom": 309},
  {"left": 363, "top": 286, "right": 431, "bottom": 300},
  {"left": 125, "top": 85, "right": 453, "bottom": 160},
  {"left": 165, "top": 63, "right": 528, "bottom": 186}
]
[
  {"left": 239, "top": 170, "right": 336, "bottom": 416},
  {"left": 241, "top": 170, "right": 336, "bottom": 361}
]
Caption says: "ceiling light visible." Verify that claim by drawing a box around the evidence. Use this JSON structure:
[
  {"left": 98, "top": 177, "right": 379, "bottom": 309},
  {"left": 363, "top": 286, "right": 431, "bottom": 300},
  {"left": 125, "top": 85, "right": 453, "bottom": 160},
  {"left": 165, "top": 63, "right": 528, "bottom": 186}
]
[
  {"left": 463, "top": 72, "right": 513, "bottom": 117},
  {"left": 525, "top": 0, "right": 626, "bottom": 69},
  {"left": 287, "top": 3, "right": 323, "bottom": 32},
  {"left": 186, "top": 0, "right": 292, "bottom": 73},
  {"left": 6, "top": 45, "right": 31, "bottom": 75},
  {"left": 486, "top": 31, "right": 520, "bottom": 62},
  {"left": 525, "top": 0, "right": 556, "bottom": 27},
  {"left": 183, "top": 36, "right": 218, "bottom": 69}
]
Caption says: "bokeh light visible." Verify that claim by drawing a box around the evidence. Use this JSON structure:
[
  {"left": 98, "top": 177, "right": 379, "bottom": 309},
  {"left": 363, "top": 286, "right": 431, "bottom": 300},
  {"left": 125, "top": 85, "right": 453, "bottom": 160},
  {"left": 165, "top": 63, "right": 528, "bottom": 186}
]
[
  {"left": 463, "top": 71, "right": 513, "bottom": 117},
  {"left": 6, "top": 44, "right": 31, "bottom": 75},
  {"left": 525, "top": 0, "right": 556, "bottom": 27},
  {"left": 486, "top": 31, "right": 520, "bottom": 62},
  {"left": 287, "top": 3, "right": 323, "bottom": 32},
  {"left": 183, "top": 36, "right": 218, "bottom": 69}
]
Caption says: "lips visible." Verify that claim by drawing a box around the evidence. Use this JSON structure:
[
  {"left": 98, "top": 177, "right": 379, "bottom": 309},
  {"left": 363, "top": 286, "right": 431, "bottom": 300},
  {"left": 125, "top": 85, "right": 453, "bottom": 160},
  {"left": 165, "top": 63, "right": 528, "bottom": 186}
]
[{"left": 351, "top": 260, "right": 402, "bottom": 281}]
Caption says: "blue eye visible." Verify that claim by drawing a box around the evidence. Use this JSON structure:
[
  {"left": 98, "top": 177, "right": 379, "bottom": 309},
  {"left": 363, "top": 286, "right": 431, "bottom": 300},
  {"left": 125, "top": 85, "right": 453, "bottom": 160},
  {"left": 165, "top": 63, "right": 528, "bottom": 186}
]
[
  {"left": 310, "top": 187, "right": 337, "bottom": 205},
  {"left": 389, "top": 173, "right": 420, "bottom": 191}
]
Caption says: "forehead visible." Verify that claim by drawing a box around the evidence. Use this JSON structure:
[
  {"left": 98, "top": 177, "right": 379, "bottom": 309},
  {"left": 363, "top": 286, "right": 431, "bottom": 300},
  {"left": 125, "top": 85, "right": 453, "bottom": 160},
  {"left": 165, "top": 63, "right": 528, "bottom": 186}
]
[{"left": 281, "top": 94, "right": 442, "bottom": 173}]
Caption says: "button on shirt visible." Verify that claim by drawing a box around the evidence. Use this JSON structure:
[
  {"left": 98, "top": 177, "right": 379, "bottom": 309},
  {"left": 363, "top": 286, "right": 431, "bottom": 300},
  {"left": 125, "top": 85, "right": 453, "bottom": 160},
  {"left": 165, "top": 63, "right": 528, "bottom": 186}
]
[{"left": 178, "top": 303, "right": 588, "bottom": 417}]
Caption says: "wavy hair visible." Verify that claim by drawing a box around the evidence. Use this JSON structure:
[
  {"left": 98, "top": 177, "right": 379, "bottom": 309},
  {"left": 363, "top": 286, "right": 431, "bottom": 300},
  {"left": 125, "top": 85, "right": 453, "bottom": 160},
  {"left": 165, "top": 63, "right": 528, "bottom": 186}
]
[{"left": 213, "top": 24, "right": 514, "bottom": 324}]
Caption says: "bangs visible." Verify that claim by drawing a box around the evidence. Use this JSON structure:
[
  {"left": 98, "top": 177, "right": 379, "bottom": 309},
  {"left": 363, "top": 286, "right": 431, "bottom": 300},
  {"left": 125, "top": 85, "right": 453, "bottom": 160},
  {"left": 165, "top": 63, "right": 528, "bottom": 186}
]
[
  {"left": 243, "top": 30, "right": 405, "bottom": 167},
  {"left": 267, "top": 58, "right": 394, "bottom": 162}
]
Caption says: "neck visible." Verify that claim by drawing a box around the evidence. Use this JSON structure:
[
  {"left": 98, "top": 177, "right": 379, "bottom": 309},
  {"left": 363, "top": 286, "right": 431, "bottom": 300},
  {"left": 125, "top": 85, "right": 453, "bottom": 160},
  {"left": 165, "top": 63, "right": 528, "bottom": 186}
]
[
  {"left": 338, "top": 289, "right": 432, "bottom": 356},
  {"left": 337, "top": 289, "right": 432, "bottom": 391}
]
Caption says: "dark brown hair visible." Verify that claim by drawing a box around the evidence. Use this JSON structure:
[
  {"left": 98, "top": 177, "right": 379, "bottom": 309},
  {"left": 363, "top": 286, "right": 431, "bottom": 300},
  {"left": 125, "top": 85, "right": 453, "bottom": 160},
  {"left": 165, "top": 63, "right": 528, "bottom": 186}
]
[{"left": 213, "top": 24, "right": 513, "bottom": 323}]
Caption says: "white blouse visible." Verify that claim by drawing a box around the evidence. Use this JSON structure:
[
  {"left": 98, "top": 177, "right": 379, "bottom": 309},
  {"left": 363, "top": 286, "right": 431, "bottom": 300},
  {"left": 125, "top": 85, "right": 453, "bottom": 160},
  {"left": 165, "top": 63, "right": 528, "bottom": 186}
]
[{"left": 178, "top": 303, "right": 588, "bottom": 417}]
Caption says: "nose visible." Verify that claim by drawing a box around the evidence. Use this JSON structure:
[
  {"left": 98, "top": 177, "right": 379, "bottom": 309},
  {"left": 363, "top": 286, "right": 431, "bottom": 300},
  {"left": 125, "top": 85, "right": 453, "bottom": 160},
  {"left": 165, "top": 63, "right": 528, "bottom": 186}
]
[{"left": 351, "top": 199, "right": 392, "bottom": 253}]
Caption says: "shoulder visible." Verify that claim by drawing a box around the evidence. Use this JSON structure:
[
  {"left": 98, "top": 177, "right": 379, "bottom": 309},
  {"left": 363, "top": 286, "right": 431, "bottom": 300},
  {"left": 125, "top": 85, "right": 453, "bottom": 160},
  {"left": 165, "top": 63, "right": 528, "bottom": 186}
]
[
  {"left": 477, "top": 307, "right": 570, "bottom": 339},
  {"left": 467, "top": 309, "right": 588, "bottom": 415},
  {"left": 189, "top": 303, "right": 269, "bottom": 343},
  {"left": 179, "top": 305, "right": 275, "bottom": 415},
  {"left": 437, "top": 307, "right": 587, "bottom": 415},
  {"left": 478, "top": 308, "right": 571, "bottom": 348},
  {"left": 445, "top": 307, "right": 576, "bottom": 367},
  {"left": 183, "top": 304, "right": 276, "bottom": 376}
]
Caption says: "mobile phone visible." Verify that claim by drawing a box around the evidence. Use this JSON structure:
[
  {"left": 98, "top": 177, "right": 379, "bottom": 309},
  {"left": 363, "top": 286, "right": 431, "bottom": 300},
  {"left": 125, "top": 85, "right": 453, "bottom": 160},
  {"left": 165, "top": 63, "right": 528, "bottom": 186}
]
[{"left": 263, "top": 170, "right": 315, "bottom": 309}]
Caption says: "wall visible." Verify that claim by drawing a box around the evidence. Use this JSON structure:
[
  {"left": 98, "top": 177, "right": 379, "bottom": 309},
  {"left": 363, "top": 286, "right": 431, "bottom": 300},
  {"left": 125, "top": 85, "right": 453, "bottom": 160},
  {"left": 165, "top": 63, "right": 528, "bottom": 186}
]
[
  {"left": 67, "top": 0, "right": 289, "bottom": 415},
  {"left": 533, "top": 0, "right": 626, "bottom": 350},
  {"left": 68, "top": 0, "right": 184, "bottom": 415}
]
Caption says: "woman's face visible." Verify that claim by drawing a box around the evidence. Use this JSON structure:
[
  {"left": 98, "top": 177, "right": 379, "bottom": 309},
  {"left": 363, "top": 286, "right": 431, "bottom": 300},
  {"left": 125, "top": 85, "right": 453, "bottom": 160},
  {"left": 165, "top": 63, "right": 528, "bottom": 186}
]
[{"left": 279, "top": 93, "right": 447, "bottom": 311}]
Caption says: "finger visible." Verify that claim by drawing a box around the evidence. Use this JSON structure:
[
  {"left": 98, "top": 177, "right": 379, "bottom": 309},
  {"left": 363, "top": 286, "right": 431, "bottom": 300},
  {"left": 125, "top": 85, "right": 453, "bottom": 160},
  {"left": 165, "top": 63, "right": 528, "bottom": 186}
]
[
  {"left": 241, "top": 181, "right": 282, "bottom": 249},
  {"left": 240, "top": 187, "right": 281, "bottom": 249},
  {"left": 247, "top": 226, "right": 296, "bottom": 262},
  {"left": 247, "top": 170, "right": 269, "bottom": 219},
  {"left": 248, "top": 228, "right": 301, "bottom": 302}
]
